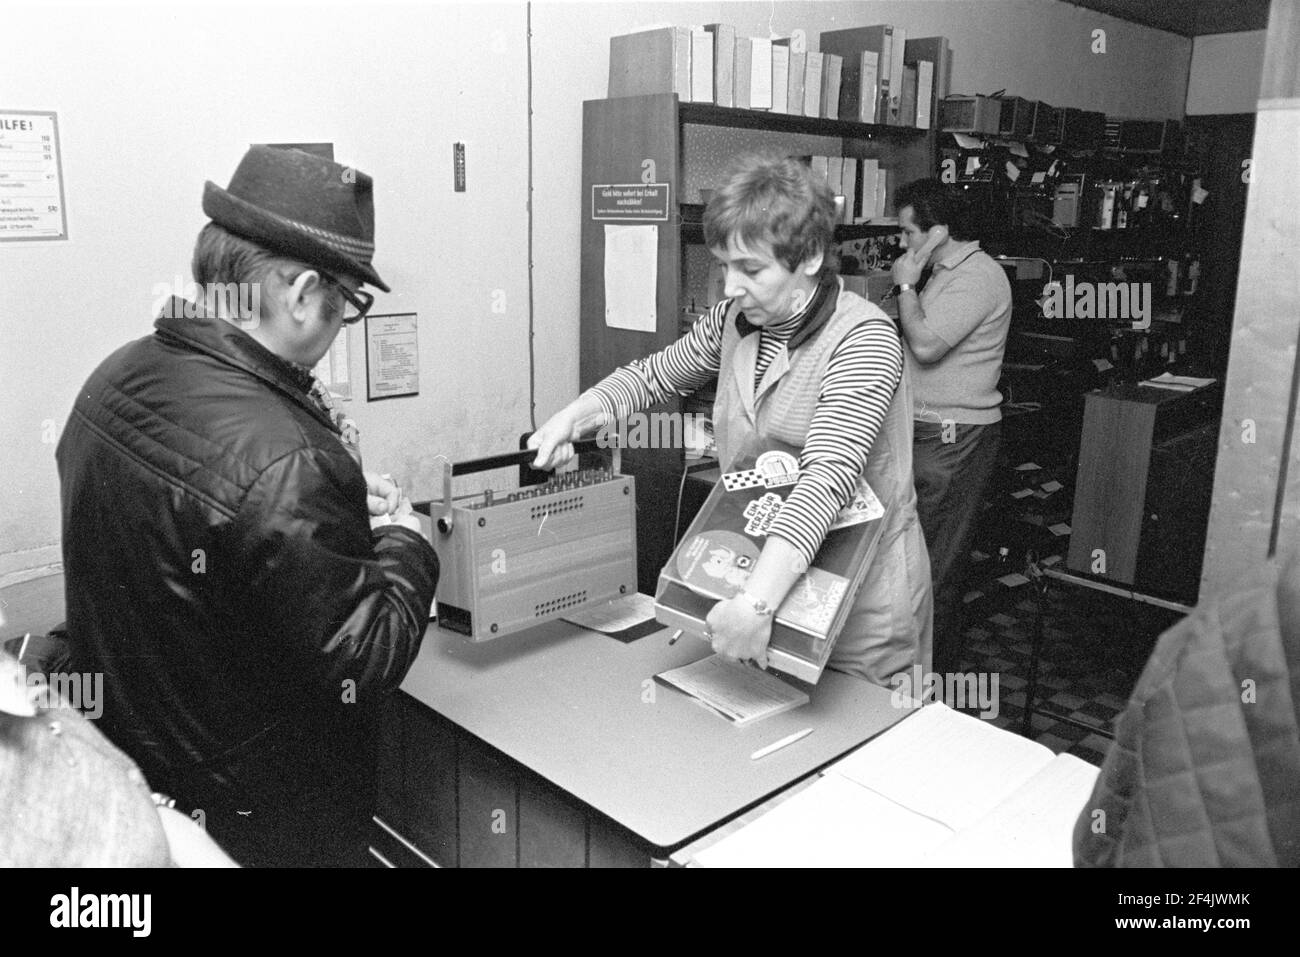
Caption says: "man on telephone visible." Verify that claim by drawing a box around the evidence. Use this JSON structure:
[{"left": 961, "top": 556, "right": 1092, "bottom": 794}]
[{"left": 891, "top": 179, "right": 1012, "bottom": 678}]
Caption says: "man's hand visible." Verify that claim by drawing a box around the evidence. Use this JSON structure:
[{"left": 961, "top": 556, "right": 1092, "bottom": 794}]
[
  {"left": 705, "top": 596, "right": 774, "bottom": 669},
  {"left": 364, "top": 471, "right": 400, "bottom": 517},
  {"left": 891, "top": 249, "right": 925, "bottom": 286}
]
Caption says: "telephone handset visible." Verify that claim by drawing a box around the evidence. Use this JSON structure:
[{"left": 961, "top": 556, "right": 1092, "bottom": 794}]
[{"left": 912, "top": 224, "right": 949, "bottom": 266}]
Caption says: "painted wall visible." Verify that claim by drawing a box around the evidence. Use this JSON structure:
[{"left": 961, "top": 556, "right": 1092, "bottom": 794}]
[
  {"left": 1186, "top": 31, "right": 1268, "bottom": 115},
  {"left": 1, "top": 1, "right": 531, "bottom": 583},
  {"left": 0, "top": 0, "right": 1193, "bottom": 584}
]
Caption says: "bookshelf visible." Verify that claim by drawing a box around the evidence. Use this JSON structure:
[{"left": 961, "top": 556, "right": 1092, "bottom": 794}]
[{"left": 579, "top": 92, "right": 935, "bottom": 592}]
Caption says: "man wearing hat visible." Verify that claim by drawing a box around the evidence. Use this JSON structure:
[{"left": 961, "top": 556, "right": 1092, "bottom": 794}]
[{"left": 56, "top": 146, "right": 439, "bottom": 867}]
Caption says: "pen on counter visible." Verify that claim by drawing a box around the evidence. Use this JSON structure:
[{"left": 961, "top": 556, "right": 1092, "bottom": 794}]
[
  {"left": 750, "top": 727, "right": 814, "bottom": 761},
  {"left": 668, "top": 629, "right": 683, "bottom": 646}
]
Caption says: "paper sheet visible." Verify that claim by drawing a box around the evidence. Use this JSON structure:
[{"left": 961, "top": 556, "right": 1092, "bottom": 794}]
[
  {"left": 826, "top": 703, "right": 1054, "bottom": 831},
  {"left": 919, "top": 754, "right": 1099, "bottom": 867},
  {"left": 563, "top": 592, "right": 656, "bottom": 633},
  {"left": 692, "top": 773, "right": 952, "bottom": 867},
  {"left": 603, "top": 224, "right": 658, "bottom": 331},
  {"left": 952, "top": 132, "right": 983, "bottom": 149}
]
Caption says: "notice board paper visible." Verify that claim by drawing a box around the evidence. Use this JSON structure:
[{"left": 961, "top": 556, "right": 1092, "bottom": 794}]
[{"left": 604, "top": 223, "right": 658, "bottom": 332}]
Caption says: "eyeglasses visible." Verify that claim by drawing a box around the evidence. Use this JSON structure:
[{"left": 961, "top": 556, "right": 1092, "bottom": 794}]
[{"left": 319, "top": 271, "right": 375, "bottom": 325}]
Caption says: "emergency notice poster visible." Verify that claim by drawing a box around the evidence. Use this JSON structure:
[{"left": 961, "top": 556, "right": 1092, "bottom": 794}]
[
  {"left": 365, "top": 312, "right": 419, "bottom": 400},
  {"left": 0, "top": 110, "right": 68, "bottom": 242}
]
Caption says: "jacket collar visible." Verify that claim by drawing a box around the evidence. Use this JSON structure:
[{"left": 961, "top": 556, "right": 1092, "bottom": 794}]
[
  {"left": 733, "top": 274, "right": 839, "bottom": 352},
  {"left": 152, "top": 297, "right": 335, "bottom": 433}
]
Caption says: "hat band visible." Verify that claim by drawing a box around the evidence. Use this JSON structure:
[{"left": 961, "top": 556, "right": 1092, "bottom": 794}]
[{"left": 263, "top": 207, "right": 376, "bottom": 261}]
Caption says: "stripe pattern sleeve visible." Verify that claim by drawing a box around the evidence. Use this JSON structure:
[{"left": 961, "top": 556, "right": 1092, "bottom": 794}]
[
  {"left": 767, "top": 320, "right": 904, "bottom": 565},
  {"left": 586, "top": 300, "right": 729, "bottom": 420}
]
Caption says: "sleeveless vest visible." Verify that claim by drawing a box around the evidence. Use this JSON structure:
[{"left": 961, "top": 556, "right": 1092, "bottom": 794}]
[{"left": 712, "top": 277, "right": 933, "bottom": 684}]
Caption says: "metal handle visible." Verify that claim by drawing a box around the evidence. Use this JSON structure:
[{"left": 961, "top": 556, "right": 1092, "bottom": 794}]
[{"left": 435, "top": 435, "right": 619, "bottom": 534}]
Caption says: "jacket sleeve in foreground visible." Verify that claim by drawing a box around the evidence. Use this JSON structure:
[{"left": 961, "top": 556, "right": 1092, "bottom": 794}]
[{"left": 228, "top": 445, "right": 440, "bottom": 703}]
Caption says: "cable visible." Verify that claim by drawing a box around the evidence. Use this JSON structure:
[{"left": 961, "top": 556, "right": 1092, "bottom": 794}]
[
  {"left": 526, "top": 1, "right": 537, "bottom": 430},
  {"left": 673, "top": 456, "right": 691, "bottom": 547}
]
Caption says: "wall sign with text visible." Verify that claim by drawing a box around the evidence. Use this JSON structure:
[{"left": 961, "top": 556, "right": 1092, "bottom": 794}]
[
  {"left": 365, "top": 313, "right": 419, "bottom": 401},
  {"left": 0, "top": 110, "right": 68, "bottom": 242},
  {"left": 591, "top": 183, "right": 670, "bottom": 221}
]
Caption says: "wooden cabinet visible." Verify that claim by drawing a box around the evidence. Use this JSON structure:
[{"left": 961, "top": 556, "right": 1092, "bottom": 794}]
[{"left": 579, "top": 94, "right": 935, "bottom": 590}]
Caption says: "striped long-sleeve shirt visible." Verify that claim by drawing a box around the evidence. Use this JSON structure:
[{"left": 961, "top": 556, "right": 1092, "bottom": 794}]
[{"left": 588, "top": 291, "right": 903, "bottom": 565}]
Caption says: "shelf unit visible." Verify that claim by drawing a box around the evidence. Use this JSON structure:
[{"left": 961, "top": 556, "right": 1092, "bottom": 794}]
[{"left": 579, "top": 92, "right": 936, "bottom": 592}]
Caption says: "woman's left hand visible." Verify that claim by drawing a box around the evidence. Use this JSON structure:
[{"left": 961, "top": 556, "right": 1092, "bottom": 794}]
[{"left": 705, "top": 596, "right": 774, "bottom": 669}]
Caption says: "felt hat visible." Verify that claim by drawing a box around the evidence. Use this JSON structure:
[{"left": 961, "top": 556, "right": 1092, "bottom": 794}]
[{"left": 202, "top": 145, "right": 390, "bottom": 292}]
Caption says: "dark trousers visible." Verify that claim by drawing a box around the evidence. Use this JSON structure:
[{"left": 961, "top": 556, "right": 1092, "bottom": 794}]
[{"left": 913, "top": 420, "right": 1002, "bottom": 676}]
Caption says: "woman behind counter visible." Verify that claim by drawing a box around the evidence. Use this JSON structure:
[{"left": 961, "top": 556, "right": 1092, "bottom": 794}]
[{"left": 531, "top": 153, "right": 932, "bottom": 686}]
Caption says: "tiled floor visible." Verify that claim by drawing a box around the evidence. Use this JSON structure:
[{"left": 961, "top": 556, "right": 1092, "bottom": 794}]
[{"left": 948, "top": 582, "right": 1184, "bottom": 766}]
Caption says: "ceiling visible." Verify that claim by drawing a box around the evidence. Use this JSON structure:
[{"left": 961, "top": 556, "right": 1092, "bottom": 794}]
[{"left": 1063, "top": 0, "right": 1271, "bottom": 37}]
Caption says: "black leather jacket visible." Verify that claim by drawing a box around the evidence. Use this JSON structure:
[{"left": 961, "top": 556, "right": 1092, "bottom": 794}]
[{"left": 57, "top": 300, "right": 438, "bottom": 810}]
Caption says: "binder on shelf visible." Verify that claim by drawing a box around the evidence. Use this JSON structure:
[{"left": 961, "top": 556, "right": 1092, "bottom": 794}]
[
  {"left": 860, "top": 159, "right": 879, "bottom": 222},
  {"left": 886, "top": 26, "right": 906, "bottom": 124},
  {"left": 608, "top": 26, "right": 691, "bottom": 99},
  {"left": 821, "top": 53, "right": 843, "bottom": 120},
  {"left": 787, "top": 50, "right": 807, "bottom": 117},
  {"left": 914, "top": 60, "right": 934, "bottom": 129},
  {"left": 819, "top": 25, "right": 893, "bottom": 126},
  {"left": 771, "top": 43, "right": 790, "bottom": 113},
  {"left": 826, "top": 155, "right": 845, "bottom": 199},
  {"left": 653, "top": 437, "right": 890, "bottom": 684},
  {"left": 690, "top": 28, "right": 714, "bottom": 103},
  {"left": 903, "top": 36, "right": 949, "bottom": 131},
  {"left": 899, "top": 63, "right": 918, "bottom": 128},
  {"left": 839, "top": 49, "right": 880, "bottom": 123},
  {"left": 749, "top": 37, "right": 773, "bottom": 110},
  {"left": 704, "top": 23, "right": 736, "bottom": 108},
  {"left": 842, "top": 157, "right": 859, "bottom": 224},
  {"left": 803, "top": 51, "right": 823, "bottom": 118},
  {"left": 734, "top": 36, "right": 753, "bottom": 108}
]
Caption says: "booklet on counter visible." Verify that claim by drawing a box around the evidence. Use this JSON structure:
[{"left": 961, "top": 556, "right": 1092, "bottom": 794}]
[
  {"left": 690, "top": 703, "right": 1100, "bottom": 867},
  {"left": 656, "top": 653, "right": 810, "bottom": 726}
]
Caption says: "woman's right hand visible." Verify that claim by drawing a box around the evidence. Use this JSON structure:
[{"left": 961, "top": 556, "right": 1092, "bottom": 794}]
[{"left": 528, "top": 395, "right": 610, "bottom": 471}]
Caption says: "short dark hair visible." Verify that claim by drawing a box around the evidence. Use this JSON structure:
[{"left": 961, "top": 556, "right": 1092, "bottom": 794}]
[
  {"left": 703, "top": 152, "right": 839, "bottom": 277},
  {"left": 894, "top": 178, "right": 975, "bottom": 241}
]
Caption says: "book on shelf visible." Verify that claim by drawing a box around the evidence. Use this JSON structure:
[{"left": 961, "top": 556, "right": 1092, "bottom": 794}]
[
  {"left": 653, "top": 435, "right": 890, "bottom": 684},
  {"left": 771, "top": 43, "right": 790, "bottom": 113},
  {"left": 689, "top": 702, "right": 1101, "bottom": 867},
  {"left": 820, "top": 25, "right": 893, "bottom": 127},
  {"left": 704, "top": 23, "right": 736, "bottom": 108},
  {"left": 802, "top": 51, "right": 823, "bottom": 118},
  {"left": 733, "top": 36, "right": 753, "bottom": 108},
  {"left": 875, "top": 167, "right": 889, "bottom": 220},
  {"left": 608, "top": 26, "right": 691, "bottom": 99},
  {"left": 690, "top": 28, "right": 714, "bottom": 103},
  {"left": 655, "top": 654, "right": 809, "bottom": 726},
  {"left": 821, "top": 53, "right": 842, "bottom": 119}
]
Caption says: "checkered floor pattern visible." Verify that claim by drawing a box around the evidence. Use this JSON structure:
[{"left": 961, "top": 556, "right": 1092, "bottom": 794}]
[{"left": 947, "top": 584, "right": 1184, "bottom": 766}]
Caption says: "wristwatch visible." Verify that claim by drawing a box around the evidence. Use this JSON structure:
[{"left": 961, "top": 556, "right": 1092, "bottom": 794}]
[
  {"left": 736, "top": 590, "right": 774, "bottom": 617},
  {"left": 897, "top": 282, "right": 916, "bottom": 294}
]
